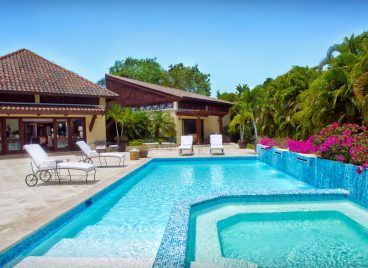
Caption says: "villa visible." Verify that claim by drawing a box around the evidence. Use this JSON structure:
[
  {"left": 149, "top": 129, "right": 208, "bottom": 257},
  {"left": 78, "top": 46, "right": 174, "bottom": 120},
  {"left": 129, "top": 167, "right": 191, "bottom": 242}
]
[
  {"left": 0, "top": 49, "right": 117, "bottom": 155},
  {"left": 106, "top": 74, "right": 233, "bottom": 144}
]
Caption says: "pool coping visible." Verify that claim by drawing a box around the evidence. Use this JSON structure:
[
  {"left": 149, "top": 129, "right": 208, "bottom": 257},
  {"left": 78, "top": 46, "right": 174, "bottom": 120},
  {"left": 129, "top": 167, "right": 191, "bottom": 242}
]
[
  {"left": 0, "top": 156, "right": 257, "bottom": 267},
  {"left": 152, "top": 189, "right": 350, "bottom": 268}
]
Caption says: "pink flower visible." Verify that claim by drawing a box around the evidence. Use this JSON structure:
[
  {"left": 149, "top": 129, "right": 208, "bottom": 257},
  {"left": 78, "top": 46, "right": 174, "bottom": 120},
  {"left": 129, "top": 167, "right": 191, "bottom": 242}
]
[
  {"left": 357, "top": 166, "right": 363, "bottom": 174},
  {"left": 337, "top": 155, "right": 344, "bottom": 162}
]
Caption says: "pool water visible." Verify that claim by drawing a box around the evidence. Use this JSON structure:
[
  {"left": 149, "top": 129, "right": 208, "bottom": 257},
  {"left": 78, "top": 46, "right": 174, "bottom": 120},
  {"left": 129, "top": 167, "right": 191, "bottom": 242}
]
[
  {"left": 219, "top": 211, "right": 368, "bottom": 267},
  {"left": 189, "top": 199, "right": 368, "bottom": 268},
  {"left": 17, "top": 158, "right": 311, "bottom": 263}
]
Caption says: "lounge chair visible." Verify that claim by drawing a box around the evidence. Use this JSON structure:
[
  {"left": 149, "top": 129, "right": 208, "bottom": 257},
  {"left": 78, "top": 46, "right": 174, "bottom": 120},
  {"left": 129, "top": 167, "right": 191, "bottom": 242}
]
[
  {"left": 23, "top": 144, "right": 96, "bottom": 187},
  {"left": 210, "top": 134, "right": 224, "bottom": 155},
  {"left": 76, "top": 140, "right": 127, "bottom": 167},
  {"left": 179, "top": 135, "right": 194, "bottom": 155}
]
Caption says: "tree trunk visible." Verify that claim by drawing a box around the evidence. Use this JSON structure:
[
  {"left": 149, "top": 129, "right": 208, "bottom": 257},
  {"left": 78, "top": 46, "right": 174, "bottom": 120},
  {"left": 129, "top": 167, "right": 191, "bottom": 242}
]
[{"left": 250, "top": 109, "right": 258, "bottom": 141}]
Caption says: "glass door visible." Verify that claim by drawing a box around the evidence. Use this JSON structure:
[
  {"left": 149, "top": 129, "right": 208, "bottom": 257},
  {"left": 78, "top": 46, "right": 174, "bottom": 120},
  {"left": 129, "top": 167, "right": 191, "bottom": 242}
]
[
  {"left": 5, "top": 119, "right": 21, "bottom": 152},
  {"left": 56, "top": 120, "right": 68, "bottom": 149}
]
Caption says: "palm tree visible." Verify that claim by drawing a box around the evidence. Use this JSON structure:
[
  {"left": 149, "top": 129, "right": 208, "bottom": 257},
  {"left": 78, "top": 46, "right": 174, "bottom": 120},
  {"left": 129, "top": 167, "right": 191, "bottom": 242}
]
[
  {"left": 237, "top": 84, "right": 259, "bottom": 141},
  {"left": 149, "top": 111, "right": 176, "bottom": 138},
  {"left": 229, "top": 107, "right": 252, "bottom": 147},
  {"left": 105, "top": 103, "right": 132, "bottom": 143}
]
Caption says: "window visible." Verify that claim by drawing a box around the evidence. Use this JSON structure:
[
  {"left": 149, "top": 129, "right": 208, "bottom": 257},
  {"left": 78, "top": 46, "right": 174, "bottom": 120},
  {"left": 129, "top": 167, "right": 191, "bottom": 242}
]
[
  {"left": 6, "top": 119, "right": 20, "bottom": 151},
  {"left": 71, "top": 119, "right": 84, "bottom": 142}
]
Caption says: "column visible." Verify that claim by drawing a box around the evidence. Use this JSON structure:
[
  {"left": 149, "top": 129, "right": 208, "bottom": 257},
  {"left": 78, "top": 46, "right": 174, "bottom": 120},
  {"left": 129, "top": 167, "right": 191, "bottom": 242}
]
[
  {"left": 218, "top": 116, "right": 223, "bottom": 135},
  {"left": 196, "top": 117, "right": 201, "bottom": 144}
]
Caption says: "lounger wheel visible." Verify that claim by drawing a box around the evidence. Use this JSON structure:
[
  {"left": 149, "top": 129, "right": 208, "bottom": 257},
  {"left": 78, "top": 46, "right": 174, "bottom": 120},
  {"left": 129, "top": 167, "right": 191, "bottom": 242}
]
[
  {"left": 38, "top": 170, "right": 52, "bottom": 182},
  {"left": 25, "top": 174, "right": 38, "bottom": 187}
]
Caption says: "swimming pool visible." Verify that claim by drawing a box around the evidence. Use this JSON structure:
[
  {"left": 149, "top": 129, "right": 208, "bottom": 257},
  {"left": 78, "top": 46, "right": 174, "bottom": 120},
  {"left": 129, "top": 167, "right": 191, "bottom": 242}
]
[
  {"left": 3, "top": 157, "right": 312, "bottom": 266},
  {"left": 190, "top": 198, "right": 368, "bottom": 267}
]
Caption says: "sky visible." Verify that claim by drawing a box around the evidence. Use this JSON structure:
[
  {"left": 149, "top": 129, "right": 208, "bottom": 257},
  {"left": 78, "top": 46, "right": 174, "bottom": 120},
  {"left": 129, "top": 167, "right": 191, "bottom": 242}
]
[{"left": 1, "top": 0, "right": 368, "bottom": 97}]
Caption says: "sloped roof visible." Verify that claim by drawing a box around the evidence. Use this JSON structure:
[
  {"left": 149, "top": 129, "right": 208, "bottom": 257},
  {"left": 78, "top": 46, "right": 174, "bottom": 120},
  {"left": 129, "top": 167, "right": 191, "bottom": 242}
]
[
  {"left": 0, "top": 103, "right": 104, "bottom": 115},
  {"left": 107, "top": 74, "right": 233, "bottom": 105},
  {"left": 0, "top": 49, "right": 117, "bottom": 98}
]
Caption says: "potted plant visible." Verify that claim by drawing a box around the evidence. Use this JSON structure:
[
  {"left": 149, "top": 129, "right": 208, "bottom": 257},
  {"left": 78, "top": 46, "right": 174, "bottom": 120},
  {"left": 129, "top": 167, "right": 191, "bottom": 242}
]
[
  {"left": 230, "top": 109, "right": 252, "bottom": 149},
  {"left": 105, "top": 104, "right": 132, "bottom": 152},
  {"left": 128, "top": 139, "right": 149, "bottom": 158}
]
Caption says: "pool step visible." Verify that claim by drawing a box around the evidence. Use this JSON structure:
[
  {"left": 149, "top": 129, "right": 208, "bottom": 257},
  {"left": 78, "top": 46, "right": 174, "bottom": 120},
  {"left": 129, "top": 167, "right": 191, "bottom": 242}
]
[
  {"left": 16, "top": 256, "right": 153, "bottom": 267},
  {"left": 41, "top": 238, "right": 159, "bottom": 258}
]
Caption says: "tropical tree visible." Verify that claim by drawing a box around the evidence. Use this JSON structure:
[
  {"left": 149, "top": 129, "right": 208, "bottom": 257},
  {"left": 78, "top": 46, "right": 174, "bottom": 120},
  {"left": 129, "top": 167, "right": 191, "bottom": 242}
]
[
  {"left": 105, "top": 104, "right": 132, "bottom": 142},
  {"left": 102, "top": 57, "right": 212, "bottom": 96},
  {"left": 149, "top": 111, "right": 176, "bottom": 138},
  {"left": 163, "top": 63, "right": 211, "bottom": 96},
  {"left": 229, "top": 108, "right": 252, "bottom": 141}
]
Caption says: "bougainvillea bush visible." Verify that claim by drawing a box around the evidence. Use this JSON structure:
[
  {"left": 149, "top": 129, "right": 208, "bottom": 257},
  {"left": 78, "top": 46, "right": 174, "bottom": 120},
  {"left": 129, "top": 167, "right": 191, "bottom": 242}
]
[
  {"left": 260, "top": 123, "right": 368, "bottom": 174},
  {"left": 312, "top": 123, "right": 368, "bottom": 173},
  {"left": 259, "top": 137, "right": 279, "bottom": 150},
  {"left": 287, "top": 137, "right": 317, "bottom": 154}
]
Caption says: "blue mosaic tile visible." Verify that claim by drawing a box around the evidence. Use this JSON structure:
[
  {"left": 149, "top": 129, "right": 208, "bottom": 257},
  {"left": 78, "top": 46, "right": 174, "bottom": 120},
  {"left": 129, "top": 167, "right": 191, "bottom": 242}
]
[
  {"left": 256, "top": 144, "right": 368, "bottom": 207},
  {"left": 153, "top": 189, "right": 349, "bottom": 268}
]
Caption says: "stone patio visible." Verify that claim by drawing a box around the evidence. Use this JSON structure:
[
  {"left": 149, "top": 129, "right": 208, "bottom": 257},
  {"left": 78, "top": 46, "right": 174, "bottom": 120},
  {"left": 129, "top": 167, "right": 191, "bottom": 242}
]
[{"left": 0, "top": 143, "right": 255, "bottom": 254}]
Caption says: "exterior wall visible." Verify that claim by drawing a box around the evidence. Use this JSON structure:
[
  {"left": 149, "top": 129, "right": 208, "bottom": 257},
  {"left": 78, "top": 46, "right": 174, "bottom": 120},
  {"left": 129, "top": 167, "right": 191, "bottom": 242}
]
[
  {"left": 222, "top": 113, "right": 230, "bottom": 127},
  {"left": 203, "top": 116, "right": 220, "bottom": 137},
  {"left": 85, "top": 114, "right": 106, "bottom": 144},
  {"left": 256, "top": 144, "right": 368, "bottom": 207}
]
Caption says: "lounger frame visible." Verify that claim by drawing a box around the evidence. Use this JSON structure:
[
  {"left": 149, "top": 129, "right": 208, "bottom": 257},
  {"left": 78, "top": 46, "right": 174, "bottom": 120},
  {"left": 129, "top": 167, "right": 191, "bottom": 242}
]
[{"left": 25, "top": 159, "right": 96, "bottom": 187}]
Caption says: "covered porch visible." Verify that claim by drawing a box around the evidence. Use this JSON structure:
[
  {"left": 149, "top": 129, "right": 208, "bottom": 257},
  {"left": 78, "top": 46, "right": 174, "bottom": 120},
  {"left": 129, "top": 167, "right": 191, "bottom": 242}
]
[{"left": 175, "top": 110, "right": 228, "bottom": 144}]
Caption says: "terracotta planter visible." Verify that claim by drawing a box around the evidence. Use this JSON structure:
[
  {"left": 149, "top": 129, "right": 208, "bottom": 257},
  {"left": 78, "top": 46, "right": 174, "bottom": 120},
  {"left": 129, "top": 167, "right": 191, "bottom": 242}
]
[
  {"left": 238, "top": 139, "right": 247, "bottom": 149},
  {"left": 139, "top": 149, "right": 148, "bottom": 158}
]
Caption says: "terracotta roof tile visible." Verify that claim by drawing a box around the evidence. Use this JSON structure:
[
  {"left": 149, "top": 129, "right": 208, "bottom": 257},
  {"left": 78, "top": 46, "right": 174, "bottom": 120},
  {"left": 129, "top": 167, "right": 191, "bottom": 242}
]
[
  {"left": 0, "top": 49, "right": 117, "bottom": 98},
  {"left": 107, "top": 74, "right": 233, "bottom": 105},
  {"left": 0, "top": 103, "right": 104, "bottom": 114}
]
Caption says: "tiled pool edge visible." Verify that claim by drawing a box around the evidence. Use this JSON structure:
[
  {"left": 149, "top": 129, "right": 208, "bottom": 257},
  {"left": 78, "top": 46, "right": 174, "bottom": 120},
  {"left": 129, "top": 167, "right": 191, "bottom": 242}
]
[
  {"left": 152, "top": 189, "right": 349, "bottom": 268},
  {"left": 256, "top": 144, "right": 368, "bottom": 207},
  {"left": 0, "top": 156, "right": 257, "bottom": 267}
]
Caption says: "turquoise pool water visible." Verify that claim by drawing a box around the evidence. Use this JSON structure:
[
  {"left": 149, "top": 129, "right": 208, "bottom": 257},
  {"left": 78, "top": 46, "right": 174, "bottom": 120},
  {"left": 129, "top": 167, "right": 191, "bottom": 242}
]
[
  {"left": 188, "top": 198, "right": 368, "bottom": 267},
  {"left": 219, "top": 211, "right": 368, "bottom": 267},
  {"left": 15, "top": 158, "right": 312, "bottom": 263}
]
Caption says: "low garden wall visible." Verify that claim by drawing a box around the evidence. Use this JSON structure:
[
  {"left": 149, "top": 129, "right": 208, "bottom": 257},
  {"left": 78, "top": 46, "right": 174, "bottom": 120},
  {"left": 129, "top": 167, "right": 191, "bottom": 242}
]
[{"left": 257, "top": 144, "right": 368, "bottom": 207}]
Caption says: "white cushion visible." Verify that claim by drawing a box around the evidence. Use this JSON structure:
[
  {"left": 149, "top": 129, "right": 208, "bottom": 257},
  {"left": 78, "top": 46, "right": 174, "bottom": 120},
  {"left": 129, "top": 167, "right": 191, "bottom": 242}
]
[
  {"left": 24, "top": 144, "right": 55, "bottom": 168},
  {"left": 99, "top": 152, "right": 127, "bottom": 158},
  {"left": 58, "top": 162, "right": 96, "bottom": 172},
  {"left": 76, "top": 141, "right": 96, "bottom": 157},
  {"left": 180, "top": 136, "right": 193, "bottom": 146},
  {"left": 210, "top": 135, "right": 223, "bottom": 147}
]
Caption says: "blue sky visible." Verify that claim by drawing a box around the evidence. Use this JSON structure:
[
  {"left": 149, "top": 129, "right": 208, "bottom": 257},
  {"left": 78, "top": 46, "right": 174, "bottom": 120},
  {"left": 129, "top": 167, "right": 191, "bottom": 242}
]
[{"left": 1, "top": 0, "right": 368, "bottom": 96}]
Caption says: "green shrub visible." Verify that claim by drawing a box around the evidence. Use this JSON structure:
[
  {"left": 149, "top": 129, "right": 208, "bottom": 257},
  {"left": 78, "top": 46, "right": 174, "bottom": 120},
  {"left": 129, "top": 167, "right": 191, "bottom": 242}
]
[{"left": 128, "top": 139, "right": 143, "bottom": 146}]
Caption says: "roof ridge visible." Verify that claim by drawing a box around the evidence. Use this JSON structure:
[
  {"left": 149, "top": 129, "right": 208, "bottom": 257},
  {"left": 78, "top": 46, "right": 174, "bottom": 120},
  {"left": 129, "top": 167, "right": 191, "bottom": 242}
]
[
  {"left": 0, "top": 48, "right": 27, "bottom": 61},
  {"left": 107, "top": 74, "right": 233, "bottom": 104},
  {"left": 19, "top": 49, "right": 109, "bottom": 91},
  {"left": 0, "top": 49, "right": 118, "bottom": 97}
]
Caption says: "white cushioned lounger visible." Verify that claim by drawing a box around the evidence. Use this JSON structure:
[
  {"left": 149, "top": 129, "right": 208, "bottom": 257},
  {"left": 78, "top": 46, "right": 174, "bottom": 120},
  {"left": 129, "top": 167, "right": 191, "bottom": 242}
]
[
  {"left": 210, "top": 134, "right": 224, "bottom": 155},
  {"left": 23, "top": 144, "right": 96, "bottom": 186},
  {"left": 179, "top": 135, "right": 194, "bottom": 155},
  {"left": 76, "top": 140, "right": 127, "bottom": 167}
]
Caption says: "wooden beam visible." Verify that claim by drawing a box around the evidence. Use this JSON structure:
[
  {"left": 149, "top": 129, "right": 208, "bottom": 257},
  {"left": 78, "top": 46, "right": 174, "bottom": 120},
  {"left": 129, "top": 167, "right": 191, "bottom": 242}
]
[
  {"left": 196, "top": 117, "right": 201, "bottom": 145},
  {"left": 89, "top": 115, "right": 97, "bottom": 132},
  {"left": 176, "top": 110, "right": 227, "bottom": 117}
]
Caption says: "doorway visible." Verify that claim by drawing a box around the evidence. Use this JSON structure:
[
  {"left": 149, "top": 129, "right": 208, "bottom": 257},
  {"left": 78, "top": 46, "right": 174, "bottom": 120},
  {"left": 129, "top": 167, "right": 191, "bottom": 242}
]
[
  {"left": 24, "top": 119, "right": 54, "bottom": 150},
  {"left": 182, "top": 119, "right": 204, "bottom": 144}
]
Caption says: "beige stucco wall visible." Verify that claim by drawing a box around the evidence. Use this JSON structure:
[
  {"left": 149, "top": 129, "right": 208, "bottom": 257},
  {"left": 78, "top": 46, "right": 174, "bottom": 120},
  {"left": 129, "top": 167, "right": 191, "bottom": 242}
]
[{"left": 85, "top": 114, "right": 106, "bottom": 144}]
